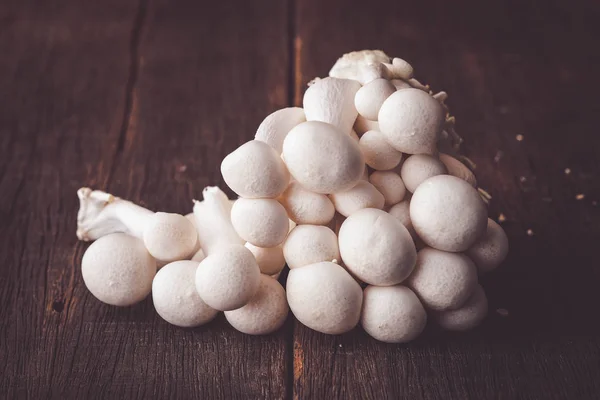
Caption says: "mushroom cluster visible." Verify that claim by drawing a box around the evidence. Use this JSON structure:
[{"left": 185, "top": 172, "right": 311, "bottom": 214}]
[{"left": 75, "top": 50, "right": 508, "bottom": 342}]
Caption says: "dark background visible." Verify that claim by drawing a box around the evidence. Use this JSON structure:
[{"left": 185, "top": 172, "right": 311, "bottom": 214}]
[{"left": 1, "top": 0, "right": 600, "bottom": 399}]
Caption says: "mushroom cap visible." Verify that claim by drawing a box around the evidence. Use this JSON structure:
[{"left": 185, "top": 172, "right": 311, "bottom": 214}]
[
  {"left": 466, "top": 218, "right": 509, "bottom": 273},
  {"left": 286, "top": 261, "right": 363, "bottom": 335},
  {"left": 282, "top": 121, "right": 364, "bottom": 194},
  {"left": 354, "top": 78, "right": 396, "bottom": 121},
  {"left": 191, "top": 249, "right": 205, "bottom": 262},
  {"left": 195, "top": 244, "right": 261, "bottom": 311},
  {"left": 359, "top": 130, "right": 403, "bottom": 171},
  {"left": 184, "top": 212, "right": 202, "bottom": 257},
  {"left": 221, "top": 140, "right": 290, "bottom": 199},
  {"left": 369, "top": 170, "right": 406, "bottom": 206},
  {"left": 407, "top": 247, "right": 478, "bottom": 311},
  {"left": 225, "top": 275, "right": 289, "bottom": 335},
  {"left": 410, "top": 175, "right": 487, "bottom": 252},
  {"left": 82, "top": 233, "right": 156, "bottom": 306},
  {"left": 354, "top": 115, "right": 380, "bottom": 135},
  {"left": 278, "top": 181, "right": 335, "bottom": 225},
  {"left": 388, "top": 199, "right": 418, "bottom": 241},
  {"left": 439, "top": 153, "right": 477, "bottom": 187},
  {"left": 433, "top": 284, "right": 488, "bottom": 331},
  {"left": 400, "top": 154, "right": 448, "bottom": 193},
  {"left": 391, "top": 79, "right": 412, "bottom": 90},
  {"left": 152, "top": 260, "right": 218, "bottom": 327},
  {"left": 231, "top": 198, "right": 289, "bottom": 248},
  {"left": 329, "top": 50, "right": 391, "bottom": 83},
  {"left": 255, "top": 107, "right": 306, "bottom": 153},
  {"left": 339, "top": 208, "right": 417, "bottom": 286},
  {"left": 329, "top": 180, "right": 385, "bottom": 217},
  {"left": 245, "top": 242, "right": 286, "bottom": 276},
  {"left": 361, "top": 285, "right": 427, "bottom": 343},
  {"left": 283, "top": 225, "right": 340, "bottom": 269},
  {"left": 143, "top": 212, "right": 198, "bottom": 263},
  {"left": 303, "top": 77, "right": 362, "bottom": 134},
  {"left": 378, "top": 88, "right": 445, "bottom": 154}
]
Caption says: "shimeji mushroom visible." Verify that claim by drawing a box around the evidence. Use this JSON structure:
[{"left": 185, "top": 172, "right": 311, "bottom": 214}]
[
  {"left": 433, "top": 284, "right": 488, "bottom": 331},
  {"left": 354, "top": 115, "right": 380, "bottom": 136},
  {"left": 410, "top": 175, "right": 487, "bottom": 252},
  {"left": 368, "top": 171, "right": 406, "bottom": 206},
  {"left": 338, "top": 208, "right": 417, "bottom": 286},
  {"left": 255, "top": 107, "right": 306, "bottom": 153},
  {"left": 361, "top": 285, "right": 426, "bottom": 343},
  {"left": 328, "top": 49, "right": 391, "bottom": 84},
  {"left": 286, "top": 261, "right": 363, "bottom": 335},
  {"left": 282, "top": 121, "right": 364, "bottom": 194},
  {"left": 193, "top": 187, "right": 261, "bottom": 311},
  {"left": 407, "top": 247, "right": 478, "bottom": 311},
  {"left": 221, "top": 140, "right": 290, "bottom": 199},
  {"left": 152, "top": 260, "right": 218, "bottom": 327},
  {"left": 391, "top": 79, "right": 412, "bottom": 90},
  {"left": 278, "top": 180, "right": 335, "bottom": 226},
  {"left": 383, "top": 58, "right": 414, "bottom": 81},
  {"left": 329, "top": 181, "right": 385, "bottom": 217},
  {"left": 81, "top": 233, "right": 156, "bottom": 306},
  {"left": 439, "top": 153, "right": 477, "bottom": 187},
  {"left": 359, "top": 130, "right": 403, "bottom": 171},
  {"left": 400, "top": 154, "right": 448, "bottom": 193},
  {"left": 224, "top": 275, "right": 289, "bottom": 335},
  {"left": 245, "top": 242, "right": 286, "bottom": 276},
  {"left": 466, "top": 218, "right": 509, "bottom": 273},
  {"left": 354, "top": 78, "right": 397, "bottom": 121},
  {"left": 378, "top": 88, "right": 445, "bottom": 155},
  {"left": 388, "top": 199, "right": 418, "bottom": 242},
  {"left": 303, "top": 77, "right": 362, "bottom": 134},
  {"left": 77, "top": 188, "right": 197, "bottom": 263},
  {"left": 231, "top": 198, "right": 289, "bottom": 248},
  {"left": 283, "top": 225, "right": 340, "bottom": 269}
]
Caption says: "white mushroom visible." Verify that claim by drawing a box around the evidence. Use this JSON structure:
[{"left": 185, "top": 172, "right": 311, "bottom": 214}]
[
  {"left": 221, "top": 140, "right": 290, "bottom": 199},
  {"left": 185, "top": 212, "right": 202, "bottom": 257},
  {"left": 193, "top": 187, "right": 244, "bottom": 256},
  {"left": 433, "top": 284, "right": 488, "bottom": 331},
  {"left": 224, "top": 275, "right": 289, "bottom": 335},
  {"left": 191, "top": 249, "right": 205, "bottom": 262},
  {"left": 282, "top": 121, "right": 364, "bottom": 194},
  {"left": 410, "top": 175, "right": 487, "bottom": 252},
  {"left": 245, "top": 242, "right": 286, "bottom": 276},
  {"left": 359, "top": 130, "right": 403, "bottom": 171},
  {"left": 354, "top": 115, "right": 380, "bottom": 136},
  {"left": 255, "top": 107, "right": 306, "bottom": 153},
  {"left": 361, "top": 285, "right": 426, "bottom": 343},
  {"left": 369, "top": 171, "right": 406, "bottom": 206},
  {"left": 378, "top": 88, "right": 445, "bottom": 154},
  {"left": 338, "top": 208, "right": 416, "bottom": 286},
  {"left": 278, "top": 180, "right": 335, "bottom": 225},
  {"left": 329, "top": 180, "right": 385, "bottom": 217},
  {"left": 439, "top": 153, "right": 477, "bottom": 187},
  {"left": 231, "top": 198, "right": 289, "bottom": 248},
  {"left": 303, "top": 77, "right": 362, "bottom": 134},
  {"left": 283, "top": 225, "right": 340, "bottom": 269},
  {"left": 286, "top": 261, "right": 363, "bottom": 334},
  {"left": 195, "top": 244, "right": 261, "bottom": 311},
  {"left": 391, "top": 79, "right": 412, "bottom": 90},
  {"left": 81, "top": 233, "right": 156, "bottom": 306},
  {"left": 329, "top": 49, "right": 391, "bottom": 84},
  {"left": 400, "top": 154, "right": 448, "bottom": 193},
  {"left": 152, "top": 260, "right": 218, "bottom": 327},
  {"left": 466, "top": 218, "right": 509, "bottom": 273},
  {"left": 354, "top": 78, "right": 396, "bottom": 121},
  {"left": 76, "top": 188, "right": 197, "bottom": 263},
  {"left": 387, "top": 199, "right": 418, "bottom": 241},
  {"left": 407, "top": 247, "right": 478, "bottom": 311},
  {"left": 383, "top": 58, "right": 414, "bottom": 80}
]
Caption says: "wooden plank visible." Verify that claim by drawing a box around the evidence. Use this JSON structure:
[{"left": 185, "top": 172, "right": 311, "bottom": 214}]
[
  {"left": 293, "top": 1, "right": 600, "bottom": 398},
  {"left": 0, "top": 0, "right": 291, "bottom": 398}
]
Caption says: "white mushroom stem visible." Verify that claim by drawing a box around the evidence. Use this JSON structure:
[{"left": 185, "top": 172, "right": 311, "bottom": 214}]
[
  {"left": 77, "top": 187, "right": 153, "bottom": 241},
  {"left": 193, "top": 186, "right": 244, "bottom": 256}
]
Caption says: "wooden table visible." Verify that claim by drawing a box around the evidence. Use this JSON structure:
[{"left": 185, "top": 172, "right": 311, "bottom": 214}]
[{"left": 1, "top": 1, "right": 600, "bottom": 398}]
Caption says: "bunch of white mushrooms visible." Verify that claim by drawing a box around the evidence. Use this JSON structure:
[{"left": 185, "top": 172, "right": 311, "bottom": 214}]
[{"left": 75, "top": 50, "right": 508, "bottom": 342}]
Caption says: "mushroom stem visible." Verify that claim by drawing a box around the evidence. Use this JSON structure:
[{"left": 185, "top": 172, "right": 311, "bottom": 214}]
[
  {"left": 77, "top": 187, "right": 153, "bottom": 241},
  {"left": 193, "top": 186, "right": 244, "bottom": 256}
]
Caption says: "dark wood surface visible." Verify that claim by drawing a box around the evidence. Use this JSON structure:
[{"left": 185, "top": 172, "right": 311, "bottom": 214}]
[{"left": 1, "top": 0, "right": 599, "bottom": 399}]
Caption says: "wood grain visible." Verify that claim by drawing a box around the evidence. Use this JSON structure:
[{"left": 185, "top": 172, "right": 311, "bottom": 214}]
[
  {"left": 293, "top": 0, "right": 600, "bottom": 399},
  {"left": 0, "top": 0, "right": 291, "bottom": 398}
]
